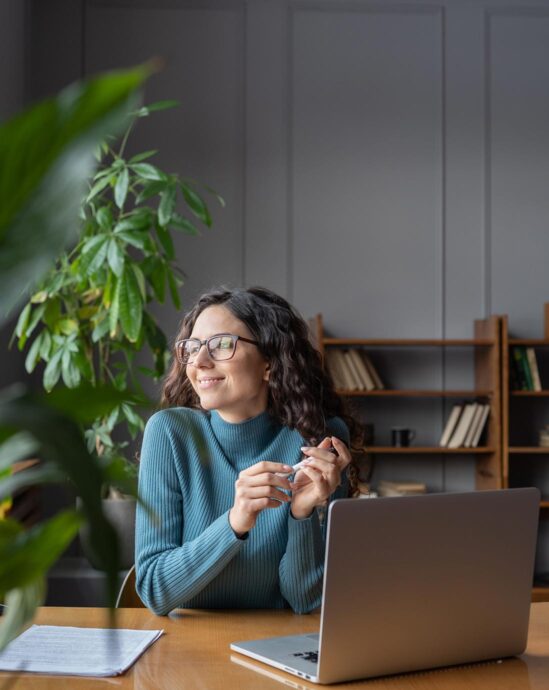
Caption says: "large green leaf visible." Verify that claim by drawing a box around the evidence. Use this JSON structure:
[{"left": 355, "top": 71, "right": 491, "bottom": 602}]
[
  {"left": 0, "top": 432, "right": 39, "bottom": 471},
  {"left": 0, "top": 510, "right": 82, "bottom": 595},
  {"left": 117, "top": 265, "right": 143, "bottom": 342},
  {"left": 0, "top": 65, "right": 149, "bottom": 324},
  {"left": 0, "top": 387, "right": 120, "bottom": 605},
  {"left": 0, "top": 579, "right": 45, "bottom": 649},
  {"left": 42, "top": 383, "right": 148, "bottom": 426},
  {"left": 114, "top": 166, "right": 129, "bottom": 209},
  {"left": 180, "top": 182, "right": 212, "bottom": 227}
]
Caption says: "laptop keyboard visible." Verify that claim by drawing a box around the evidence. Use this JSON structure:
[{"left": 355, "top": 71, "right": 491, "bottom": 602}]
[{"left": 292, "top": 650, "right": 318, "bottom": 663}]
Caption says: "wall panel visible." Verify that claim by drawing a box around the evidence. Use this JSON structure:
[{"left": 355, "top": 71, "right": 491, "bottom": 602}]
[
  {"left": 86, "top": 0, "right": 246, "bottom": 327},
  {"left": 290, "top": 4, "right": 444, "bottom": 339},
  {"left": 488, "top": 9, "right": 549, "bottom": 336}
]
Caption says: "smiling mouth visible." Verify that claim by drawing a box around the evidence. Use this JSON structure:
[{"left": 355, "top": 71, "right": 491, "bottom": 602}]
[{"left": 197, "top": 377, "right": 224, "bottom": 388}]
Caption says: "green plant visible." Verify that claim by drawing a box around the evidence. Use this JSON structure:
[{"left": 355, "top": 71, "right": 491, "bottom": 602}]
[
  {"left": 0, "top": 65, "right": 150, "bottom": 649},
  {"left": 12, "top": 101, "right": 223, "bottom": 497}
]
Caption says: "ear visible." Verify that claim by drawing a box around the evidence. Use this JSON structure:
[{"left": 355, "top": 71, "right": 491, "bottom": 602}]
[{"left": 263, "top": 360, "right": 271, "bottom": 382}]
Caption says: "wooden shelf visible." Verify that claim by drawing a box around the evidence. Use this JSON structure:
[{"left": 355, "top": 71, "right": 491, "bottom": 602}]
[
  {"left": 324, "top": 338, "right": 495, "bottom": 347},
  {"left": 363, "top": 446, "right": 495, "bottom": 454},
  {"left": 532, "top": 586, "right": 549, "bottom": 602},
  {"left": 314, "top": 312, "right": 501, "bottom": 492},
  {"left": 509, "top": 447, "right": 549, "bottom": 454},
  {"left": 511, "top": 390, "right": 549, "bottom": 396},
  {"left": 509, "top": 338, "right": 549, "bottom": 346},
  {"left": 337, "top": 389, "right": 493, "bottom": 398}
]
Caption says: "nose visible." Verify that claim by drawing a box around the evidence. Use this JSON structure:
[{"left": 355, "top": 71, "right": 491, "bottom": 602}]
[{"left": 191, "top": 343, "right": 213, "bottom": 367}]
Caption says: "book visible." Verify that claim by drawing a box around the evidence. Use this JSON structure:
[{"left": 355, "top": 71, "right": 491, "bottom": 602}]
[
  {"left": 447, "top": 403, "right": 478, "bottom": 448},
  {"left": 377, "top": 480, "right": 427, "bottom": 497},
  {"left": 332, "top": 349, "right": 357, "bottom": 391},
  {"left": 513, "top": 347, "right": 533, "bottom": 391},
  {"left": 526, "top": 347, "right": 542, "bottom": 391},
  {"left": 463, "top": 403, "right": 485, "bottom": 447},
  {"left": 470, "top": 404, "right": 490, "bottom": 447},
  {"left": 343, "top": 350, "right": 365, "bottom": 390},
  {"left": 360, "top": 352, "right": 384, "bottom": 389},
  {"left": 347, "top": 349, "right": 376, "bottom": 390},
  {"left": 439, "top": 404, "right": 463, "bottom": 447},
  {"left": 324, "top": 350, "right": 346, "bottom": 389}
]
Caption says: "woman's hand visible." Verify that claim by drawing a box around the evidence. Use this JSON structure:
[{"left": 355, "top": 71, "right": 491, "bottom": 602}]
[
  {"left": 290, "top": 436, "right": 351, "bottom": 520},
  {"left": 229, "top": 461, "right": 293, "bottom": 535}
]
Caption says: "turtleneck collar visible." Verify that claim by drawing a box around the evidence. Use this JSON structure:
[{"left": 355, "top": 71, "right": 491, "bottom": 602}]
[{"left": 209, "top": 409, "right": 280, "bottom": 464}]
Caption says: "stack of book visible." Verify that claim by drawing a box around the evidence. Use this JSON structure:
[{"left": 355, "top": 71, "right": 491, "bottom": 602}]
[
  {"left": 377, "top": 480, "right": 427, "bottom": 497},
  {"left": 511, "top": 346, "right": 543, "bottom": 391},
  {"left": 439, "top": 402, "right": 490, "bottom": 448},
  {"left": 324, "top": 348, "right": 384, "bottom": 392}
]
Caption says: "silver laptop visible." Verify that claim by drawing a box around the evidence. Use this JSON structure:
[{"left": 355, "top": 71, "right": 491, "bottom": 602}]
[{"left": 230, "top": 488, "right": 540, "bottom": 684}]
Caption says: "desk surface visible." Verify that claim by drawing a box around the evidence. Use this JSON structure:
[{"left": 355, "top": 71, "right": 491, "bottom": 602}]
[{"left": 2, "top": 603, "right": 549, "bottom": 689}]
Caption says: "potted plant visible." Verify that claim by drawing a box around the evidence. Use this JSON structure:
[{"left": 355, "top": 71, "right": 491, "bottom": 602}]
[
  {"left": 12, "top": 100, "right": 222, "bottom": 568},
  {"left": 0, "top": 64, "right": 155, "bottom": 648}
]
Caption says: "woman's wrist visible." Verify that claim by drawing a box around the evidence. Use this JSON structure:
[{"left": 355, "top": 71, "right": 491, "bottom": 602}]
[
  {"left": 290, "top": 506, "right": 315, "bottom": 520},
  {"left": 228, "top": 508, "right": 252, "bottom": 537}
]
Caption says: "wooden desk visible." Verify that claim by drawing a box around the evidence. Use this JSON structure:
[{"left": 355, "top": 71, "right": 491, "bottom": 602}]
[{"left": 2, "top": 604, "right": 549, "bottom": 689}]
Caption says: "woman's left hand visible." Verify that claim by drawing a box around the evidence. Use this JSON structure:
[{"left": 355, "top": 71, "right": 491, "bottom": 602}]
[{"left": 289, "top": 435, "right": 351, "bottom": 520}]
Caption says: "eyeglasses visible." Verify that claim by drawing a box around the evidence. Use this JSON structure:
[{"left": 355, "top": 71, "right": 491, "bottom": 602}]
[{"left": 175, "top": 333, "right": 259, "bottom": 364}]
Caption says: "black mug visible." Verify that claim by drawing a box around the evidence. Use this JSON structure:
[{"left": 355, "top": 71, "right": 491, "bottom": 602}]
[{"left": 391, "top": 427, "right": 416, "bottom": 447}]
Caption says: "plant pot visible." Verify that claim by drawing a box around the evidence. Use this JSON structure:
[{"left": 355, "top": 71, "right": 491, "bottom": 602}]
[{"left": 78, "top": 496, "right": 136, "bottom": 570}]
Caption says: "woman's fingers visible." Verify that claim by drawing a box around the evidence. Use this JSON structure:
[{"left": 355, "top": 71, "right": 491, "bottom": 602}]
[
  {"left": 236, "top": 472, "right": 291, "bottom": 492},
  {"left": 240, "top": 461, "right": 293, "bottom": 476},
  {"left": 331, "top": 436, "right": 352, "bottom": 469}
]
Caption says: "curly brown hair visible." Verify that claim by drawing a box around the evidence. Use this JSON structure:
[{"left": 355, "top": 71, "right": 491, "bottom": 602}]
[{"left": 161, "top": 286, "right": 360, "bottom": 495}]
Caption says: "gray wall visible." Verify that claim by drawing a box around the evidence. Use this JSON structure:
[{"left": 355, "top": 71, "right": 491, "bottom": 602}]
[{"left": 19, "top": 0, "right": 549, "bottom": 498}]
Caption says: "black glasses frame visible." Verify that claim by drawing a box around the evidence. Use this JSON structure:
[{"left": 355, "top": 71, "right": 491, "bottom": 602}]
[{"left": 175, "top": 333, "right": 259, "bottom": 364}]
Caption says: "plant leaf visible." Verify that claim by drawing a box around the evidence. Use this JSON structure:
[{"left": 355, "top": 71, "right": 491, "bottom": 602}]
[
  {"left": 85, "top": 172, "right": 112, "bottom": 202},
  {"left": 170, "top": 213, "right": 201, "bottom": 235},
  {"left": 107, "top": 239, "right": 125, "bottom": 277},
  {"left": 128, "top": 149, "right": 158, "bottom": 164},
  {"left": 142, "top": 99, "right": 179, "bottom": 113},
  {"left": 118, "top": 266, "right": 143, "bottom": 342},
  {"left": 155, "top": 224, "right": 175, "bottom": 259},
  {"left": 158, "top": 185, "right": 176, "bottom": 227},
  {"left": 96, "top": 206, "right": 113, "bottom": 230},
  {"left": 0, "top": 578, "right": 45, "bottom": 650},
  {"left": 0, "top": 432, "right": 40, "bottom": 472},
  {"left": 130, "top": 163, "right": 167, "bottom": 181},
  {"left": 80, "top": 235, "right": 109, "bottom": 275},
  {"left": 43, "top": 347, "right": 64, "bottom": 391},
  {"left": 114, "top": 166, "right": 129, "bottom": 209},
  {"left": 0, "top": 510, "right": 81, "bottom": 596},
  {"left": 167, "top": 268, "right": 181, "bottom": 309},
  {"left": 0, "top": 65, "right": 149, "bottom": 324},
  {"left": 180, "top": 182, "right": 212, "bottom": 227}
]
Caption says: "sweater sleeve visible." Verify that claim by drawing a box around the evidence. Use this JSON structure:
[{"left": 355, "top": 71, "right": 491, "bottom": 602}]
[
  {"left": 278, "top": 417, "right": 351, "bottom": 614},
  {"left": 135, "top": 412, "right": 244, "bottom": 615},
  {"left": 278, "top": 509, "right": 325, "bottom": 613}
]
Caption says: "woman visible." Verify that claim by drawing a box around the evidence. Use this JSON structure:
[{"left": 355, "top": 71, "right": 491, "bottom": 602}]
[{"left": 135, "top": 286, "right": 357, "bottom": 615}]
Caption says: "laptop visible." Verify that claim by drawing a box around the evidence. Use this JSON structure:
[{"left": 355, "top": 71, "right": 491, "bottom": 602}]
[{"left": 230, "top": 488, "right": 540, "bottom": 684}]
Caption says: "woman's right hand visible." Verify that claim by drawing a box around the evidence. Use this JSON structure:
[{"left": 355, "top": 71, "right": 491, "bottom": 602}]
[{"left": 229, "top": 461, "right": 293, "bottom": 535}]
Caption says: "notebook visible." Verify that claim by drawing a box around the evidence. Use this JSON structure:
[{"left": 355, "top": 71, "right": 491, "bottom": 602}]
[{"left": 231, "top": 488, "right": 540, "bottom": 684}]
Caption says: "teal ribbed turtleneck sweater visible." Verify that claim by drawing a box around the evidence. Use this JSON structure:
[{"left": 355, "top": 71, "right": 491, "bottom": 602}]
[{"left": 135, "top": 407, "right": 349, "bottom": 615}]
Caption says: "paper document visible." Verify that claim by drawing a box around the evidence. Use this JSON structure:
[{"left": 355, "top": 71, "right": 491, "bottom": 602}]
[{"left": 0, "top": 625, "right": 163, "bottom": 676}]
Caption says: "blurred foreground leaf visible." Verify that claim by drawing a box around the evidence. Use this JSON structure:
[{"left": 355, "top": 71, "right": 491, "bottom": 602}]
[
  {"left": 0, "top": 64, "right": 150, "bottom": 650},
  {"left": 0, "top": 64, "right": 150, "bottom": 322}
]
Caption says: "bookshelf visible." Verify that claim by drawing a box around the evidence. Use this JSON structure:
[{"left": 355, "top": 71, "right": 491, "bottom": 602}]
[
  {"left": 312, "top": 315, "right": 502, "bottom": 492},
  {"left": 501, "top": 304, "right": 549, "bottom": 602}
]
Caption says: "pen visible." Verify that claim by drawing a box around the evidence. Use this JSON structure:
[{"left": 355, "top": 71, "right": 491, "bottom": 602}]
[{"left": 278, "top": 445, "right": 338, "bottom": 475}]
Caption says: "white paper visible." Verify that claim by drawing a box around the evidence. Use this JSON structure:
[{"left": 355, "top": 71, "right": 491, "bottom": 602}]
[{"left": 0, "top": 625, "right": 163, "bottom": 676}]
